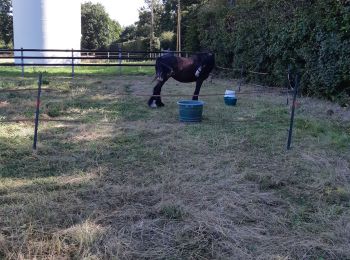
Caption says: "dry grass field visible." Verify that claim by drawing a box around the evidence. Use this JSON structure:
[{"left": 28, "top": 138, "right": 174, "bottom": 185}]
[{"left": 0, "top": 71, "right": 349, "bottom": 259}]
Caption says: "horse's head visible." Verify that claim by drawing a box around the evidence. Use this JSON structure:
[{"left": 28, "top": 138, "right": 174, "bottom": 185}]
[
  {"left": 195, "top": 53, "right": 215, "bottom": 78},
  {"left": 155, "top": 55, "right": 175, "bottom": 82},
  {"left": 202, "top": 53, "right": 215, "bottom": 68}
]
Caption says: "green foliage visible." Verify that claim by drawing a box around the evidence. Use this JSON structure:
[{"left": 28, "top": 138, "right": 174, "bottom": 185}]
[
  {"left": 120, "top": 25, "right": 137, "bottom": 42},
  {"left": 323, "top": 186, "right": 350, "bottom": 205},
  {"left": 160, "top": 0, "right": 206, "bottom": 51},
  {"left": 0, "top": 0, "right": 13, "bottom": 46},
  {"left": 160, "top": 31, "right": 175, "bottom": 50},
  {"left": 118, "top": 37, "right": 160, "bottom": 52},
  {"left": 135, "top": 7, "right": 152, "bottom": 38},
  {"left": 81, "top": 2, "right": 121, "bottom": 50},
  {"left": 136, "top": 0, "right": 163, "bottom": 38},
  {"left": 46, "top": 102, "right": 63, "bottom": 118},
  {"left": 182, "top": 0, "right": 350, "bottom": 105},
  {"left": 160, "top": 0, "right": 177, "bottom": 33},
  {"left": 118, "top": 0, "right": 163, "bottom": 51},
  {"left": 182, "top": 2, "right": 203, "bottom": 52},
  {"left": 119, "top": 37, "right": 150, "bottom": 51},
  {"left": 109, "top": 19, "right": 122, "bottom": 44}
]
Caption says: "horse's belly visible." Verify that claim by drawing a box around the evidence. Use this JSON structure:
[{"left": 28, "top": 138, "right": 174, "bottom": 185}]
[{"left": 172, "top": 75, "right": 197, "bottom": 83}]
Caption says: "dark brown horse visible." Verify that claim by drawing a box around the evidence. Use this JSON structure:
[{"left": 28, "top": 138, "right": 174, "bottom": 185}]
[{"left": 148, "top": 53, "right": 215, "bottom": 108}]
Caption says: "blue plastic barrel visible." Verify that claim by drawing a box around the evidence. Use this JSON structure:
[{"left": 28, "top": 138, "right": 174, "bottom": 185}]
[{"left": 177, "top": 100, "right": 204, "bottom": 122}]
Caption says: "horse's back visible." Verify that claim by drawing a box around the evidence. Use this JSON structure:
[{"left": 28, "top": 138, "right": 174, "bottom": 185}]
[{"left": 155, "top": 53, "right": 215, "bottom": 83}]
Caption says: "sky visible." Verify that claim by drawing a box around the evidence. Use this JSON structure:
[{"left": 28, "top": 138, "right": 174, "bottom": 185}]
[{"left": 82, "top": 0, "right": 146, "bottom": 27}]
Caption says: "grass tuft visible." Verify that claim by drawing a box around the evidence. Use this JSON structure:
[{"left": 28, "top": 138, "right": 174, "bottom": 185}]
[{"left": 160, "top": 204, "right": 186, "bottom": 220}]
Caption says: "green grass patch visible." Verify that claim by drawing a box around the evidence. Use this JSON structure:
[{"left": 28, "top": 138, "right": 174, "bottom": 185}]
[
  {"left": 296, "top": 117, "right": 350, "bottom": 150},
  {"left": 0, "top": 64, "right": 154, "bottom": 77}
]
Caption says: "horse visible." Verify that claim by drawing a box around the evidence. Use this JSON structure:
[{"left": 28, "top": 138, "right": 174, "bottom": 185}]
[{"left": 148, "top": 52, "right": 215, "bottom": 108}]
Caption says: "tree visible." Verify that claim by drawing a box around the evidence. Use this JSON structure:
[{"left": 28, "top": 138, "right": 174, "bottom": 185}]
[
  {"left": 135, "top": 7, "right": 152, "bottom": 38},
  {"left": 159, "top": 0, "right": 177, "bottom": 32},
  {"left": 160, "top": 31, "right": 175, "bottom": 49},
  {"left": 159, "top": 0, "right": 207, "bottom": 51},
  {"left": 109, "top": 19, "right": 122, "bottom": 43},
  {"left": 81, "top": 2, "right": 121, "bottom": 50},
  {"left": 135, "top": 0, "right": 163, "bottom": 38},
  {"left": 120, "top": 25, "right": 137, "bottom": 42},
  {"left": 0, "top": 0, "right": 13, "bottom": 47}
]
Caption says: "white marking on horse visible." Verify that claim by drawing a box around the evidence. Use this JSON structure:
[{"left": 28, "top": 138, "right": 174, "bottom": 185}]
[
  {"left": 150, "top": 100, "right": 158, "bottom": 108},
  {"left": 195, "top": 66, "right": 202, "bottom": 77}
]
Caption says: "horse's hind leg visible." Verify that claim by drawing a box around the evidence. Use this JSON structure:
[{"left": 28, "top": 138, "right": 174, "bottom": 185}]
[
  {"left": 148, "top": 79, "right": 167, "bottom": 108},
  {"left": 192, "top": 79, "right": 204, "bottom": 100}
]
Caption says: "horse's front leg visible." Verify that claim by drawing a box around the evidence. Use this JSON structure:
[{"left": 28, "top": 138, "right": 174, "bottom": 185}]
[
  {"left": 148, "top": 80, "right": 166, "bottom": 108},
  {"left": 192, "top": 79, "right": 204, "bottom": 100}
]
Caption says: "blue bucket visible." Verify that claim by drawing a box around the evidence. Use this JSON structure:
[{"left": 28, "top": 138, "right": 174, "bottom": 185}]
[
  {"left": 177, "top": 100, "right": 204, "bottom": 122},
  {"left": 224, "top": 96, "right": 237, "bottom": 106},
  {"left": 224, "top": 90, "right": 237, "bottom": 106}
]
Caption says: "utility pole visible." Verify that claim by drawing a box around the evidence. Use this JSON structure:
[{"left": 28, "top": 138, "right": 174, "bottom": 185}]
[
  {"left": 150, "top": 0, "right": 154, "bottom": 53},
  {"left": 176, "top": 0, "right": 181, "bottom": 53}
]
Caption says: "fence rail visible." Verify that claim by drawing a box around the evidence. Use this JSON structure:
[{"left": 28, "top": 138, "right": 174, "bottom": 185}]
[
  {"left": 0, "top": 48, "right": 174, "bottom": 77},
  {"left": 0, "top": 48, "right": 273, "bottom": 78},
  {"left": 0, "top": 48, "right": 205, "bottom": 54},
  {"left": 0, "top": 63, "right": 155, "bottom": 67},
  {"left": 0, "top": 56, "right": 158, "bottom": 60}
]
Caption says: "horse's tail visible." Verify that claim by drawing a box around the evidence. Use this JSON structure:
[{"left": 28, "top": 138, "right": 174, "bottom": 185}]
[
  {"left": 155, "top": 58, "right": 167, "bottom": 81},
  {"left": 149, "top": 58, "right": 161, "bottom": 83}
]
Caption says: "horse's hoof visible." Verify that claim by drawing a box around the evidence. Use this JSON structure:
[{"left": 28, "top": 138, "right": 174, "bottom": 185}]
[
  {"left": 149, "top": 99, "right": 158, "bottom": 108},
  {"left": 154, "top": 97, "right": 165, "bottom": 107}
]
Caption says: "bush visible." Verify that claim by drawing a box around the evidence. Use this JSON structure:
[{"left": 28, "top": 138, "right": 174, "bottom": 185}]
[
  {"left": 112, "top": 37, "right": 160, "bottom": 52},
  {"left": 184, "top": 0, "right": 350, "bottom": 105}
]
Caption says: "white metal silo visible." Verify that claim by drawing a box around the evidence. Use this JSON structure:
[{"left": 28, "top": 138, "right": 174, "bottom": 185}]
[{"left": 12, "top": 0, "right": 81, "bottom": 64}]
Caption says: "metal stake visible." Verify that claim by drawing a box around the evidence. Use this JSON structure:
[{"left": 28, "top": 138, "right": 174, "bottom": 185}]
[
  {"left": 21, "top": 47, "right": 24, "bottom": 77},
  {"left": 33, "top": 73, "right": 43, "bottom": 151},
  {"left": 71, "top": 48, "right": 75, "bottom": 79},
  {"left": 287, "top": 74, "right": 300, "bottom": 150}
]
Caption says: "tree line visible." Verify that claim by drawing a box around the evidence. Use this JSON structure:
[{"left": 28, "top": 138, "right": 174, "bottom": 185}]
[
  {"left": 121, "top": 0, "right": 350, "bottom": 105},
  {"left": 0, "top": 0, "right": 349, "bottom": 104}
]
